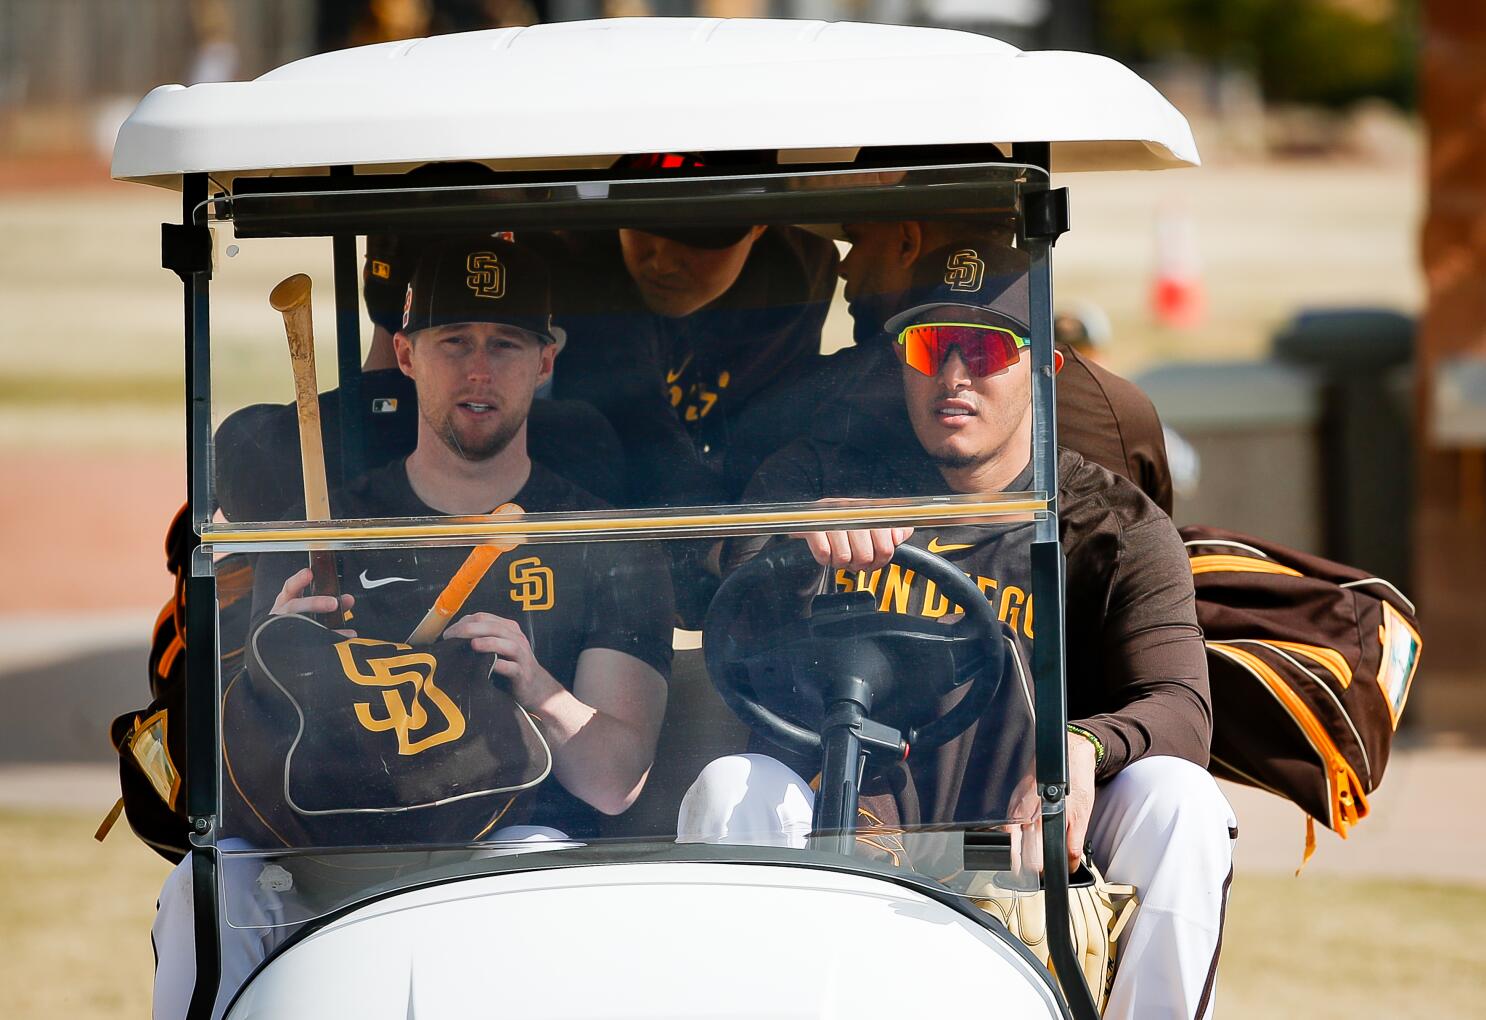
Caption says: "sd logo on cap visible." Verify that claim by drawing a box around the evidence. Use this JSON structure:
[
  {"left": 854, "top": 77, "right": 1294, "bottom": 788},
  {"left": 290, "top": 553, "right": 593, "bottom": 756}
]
[{"left": 401, "top": 237, "right": 563, "bottom": 347}]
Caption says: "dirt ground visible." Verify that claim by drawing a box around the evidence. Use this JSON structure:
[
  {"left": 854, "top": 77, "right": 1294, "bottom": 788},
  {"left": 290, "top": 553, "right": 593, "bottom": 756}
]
[{"left": 5, "top": 803, "right": 1485, "bottom": 1020}]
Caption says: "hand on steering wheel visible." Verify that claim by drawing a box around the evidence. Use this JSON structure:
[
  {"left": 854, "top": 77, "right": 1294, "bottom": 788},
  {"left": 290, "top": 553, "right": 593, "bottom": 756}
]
[
  {"left": 703, "top": 533, "right": 1012, "bottom": 760},
  {"left": 791, "top": 527, "right": 914, "bottom": 573}
]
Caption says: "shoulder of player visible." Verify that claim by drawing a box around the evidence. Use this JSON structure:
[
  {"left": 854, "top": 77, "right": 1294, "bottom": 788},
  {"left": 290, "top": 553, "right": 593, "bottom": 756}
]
[
  {"left": 1058, "top": 345, "right": 1163, "bottom": 435},
  {"left": 327, "top": 459, "right": 415, "bottom": 519},
  {"left": 328, "top": 461, "right": 611, "bottom": 522},
  {"left": 720, "top": 226, "right": 839, "bottom": 312},
  {"left": 1057, "top": 449, "right": 1171, "bottom": 546}
]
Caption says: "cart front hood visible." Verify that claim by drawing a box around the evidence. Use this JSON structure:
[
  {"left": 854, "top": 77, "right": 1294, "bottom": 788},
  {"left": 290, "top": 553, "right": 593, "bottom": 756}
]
[{"left": 225, "top": 860, "right": 1062, "bottom": 1019}]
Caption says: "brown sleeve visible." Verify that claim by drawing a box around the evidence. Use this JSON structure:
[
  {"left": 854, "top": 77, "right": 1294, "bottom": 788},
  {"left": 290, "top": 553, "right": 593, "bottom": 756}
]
[
  {"left": 722, "top": 440, "right": 830, "bottom": 573},
  {"left": 1056, "top": 345, "right": 1174, "bottom": 516},
  {"left": 1072, "top": 513, "right": 1212, "bottom": 780}
]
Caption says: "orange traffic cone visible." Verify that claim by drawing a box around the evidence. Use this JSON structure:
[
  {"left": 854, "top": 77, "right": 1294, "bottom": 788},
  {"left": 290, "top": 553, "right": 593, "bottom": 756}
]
[{"left": 1151, "top": 202, "right": 1205, "bottom": 329}]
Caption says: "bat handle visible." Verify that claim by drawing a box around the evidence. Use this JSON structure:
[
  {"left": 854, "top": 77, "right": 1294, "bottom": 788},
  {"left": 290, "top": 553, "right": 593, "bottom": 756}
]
[
  {"left": 308, "top": 552, "right": 347, "bottom": 627},
  {"left": 271, "top": 274, "right": 344, "bottom": 628}
]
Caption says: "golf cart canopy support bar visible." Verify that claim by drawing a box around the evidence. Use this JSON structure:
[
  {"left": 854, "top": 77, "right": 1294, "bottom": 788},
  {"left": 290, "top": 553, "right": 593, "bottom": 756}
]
[
  {"left": 111, "top": 19, "right": 1198, "bottom": 188},
  {"left": 222, "top": 165, "right": 1025, "bottom": 238}
]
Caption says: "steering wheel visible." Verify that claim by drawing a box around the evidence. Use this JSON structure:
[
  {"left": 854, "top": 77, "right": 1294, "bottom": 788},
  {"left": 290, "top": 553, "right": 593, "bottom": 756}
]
[{"left": 703, "top": 539, "right": 1010, "bottom": 761}]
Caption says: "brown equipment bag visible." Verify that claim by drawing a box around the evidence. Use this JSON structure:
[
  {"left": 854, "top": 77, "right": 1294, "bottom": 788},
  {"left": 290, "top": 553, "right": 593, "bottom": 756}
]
[
  {"left": 100, "top": 504, "right": 255, "bottom": 863},
  {"left": 1181, "top": 525, "right": 1422, "bottom": 855},
  {"left": 103, "top": 504, "right": 551, "bottom": 859}
]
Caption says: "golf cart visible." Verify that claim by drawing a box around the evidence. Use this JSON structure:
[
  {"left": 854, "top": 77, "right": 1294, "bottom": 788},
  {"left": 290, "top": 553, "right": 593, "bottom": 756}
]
[{"left": 112, "top": 18, "right": 1199, "bottom": 1020}]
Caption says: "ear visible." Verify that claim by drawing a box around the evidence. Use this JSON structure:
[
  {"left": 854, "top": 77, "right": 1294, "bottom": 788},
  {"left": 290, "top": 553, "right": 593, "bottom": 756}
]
[
  {"left": 535, "top": 341, "right": 558, "bottom": 387},
  {"left": 896, "top": 221, "right": 924, "bottom": 267},
  {"left": 393, "top": 331, "right": 416, "bottom": 378}
]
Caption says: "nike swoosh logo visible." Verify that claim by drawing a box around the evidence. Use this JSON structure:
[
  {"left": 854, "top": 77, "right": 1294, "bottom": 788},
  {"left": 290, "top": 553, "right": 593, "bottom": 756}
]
[
  {"left": 666, "top": 353, "right": 694, "bottom": 384},
  {"left": 926, "top": 538, "right": 973, "bottom": 554},
  {"left": 359, "top": 570, "right": 416, "bottom": 589}
]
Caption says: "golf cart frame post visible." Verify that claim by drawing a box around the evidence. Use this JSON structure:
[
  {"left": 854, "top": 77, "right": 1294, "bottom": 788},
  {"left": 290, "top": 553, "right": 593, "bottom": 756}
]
[
  {"left": 1015, "top": 140, "right": 1095, "bottom": 1020},
  {"left": 170, "top": 170, "right": 222, "bottom": 1019}
]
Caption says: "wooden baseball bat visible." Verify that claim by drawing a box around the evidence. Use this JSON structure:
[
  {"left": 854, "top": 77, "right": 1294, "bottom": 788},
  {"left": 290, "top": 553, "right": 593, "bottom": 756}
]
[
  {"left": 407, "top": 503, "right": 525, "bottom": 646},
  {"left": 269, "top": 273, "right": 347, "bottom": 626}
]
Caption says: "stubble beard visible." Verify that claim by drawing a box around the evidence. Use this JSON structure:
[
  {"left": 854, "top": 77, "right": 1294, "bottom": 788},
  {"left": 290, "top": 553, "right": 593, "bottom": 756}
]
[
  {"left": 929, "top": 445, "right": 997, "bottom": 472},
  {"left": 429, "top": 407, "right": 523, "bottom": 463}
]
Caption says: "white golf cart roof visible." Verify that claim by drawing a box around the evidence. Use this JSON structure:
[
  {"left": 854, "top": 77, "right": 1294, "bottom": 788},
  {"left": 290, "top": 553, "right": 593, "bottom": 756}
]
[{"left": 112, "top": 18, "right": 1198, "bottom": 188}]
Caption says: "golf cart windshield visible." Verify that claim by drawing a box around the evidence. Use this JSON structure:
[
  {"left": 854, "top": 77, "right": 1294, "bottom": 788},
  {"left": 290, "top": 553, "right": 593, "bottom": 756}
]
[{"left": 196, "top": 164, "right": 1056, "bottom": 931}]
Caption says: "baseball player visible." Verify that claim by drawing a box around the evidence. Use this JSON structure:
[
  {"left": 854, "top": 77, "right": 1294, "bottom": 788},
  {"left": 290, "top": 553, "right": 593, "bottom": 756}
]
[
  {"left": 679, "top": 242, "right": 1237, "bottom": 1020},
  {"left": 213, "top": 232, "right": 629, "bottom": 523},
  {"left": 550, "top": 184, "right": 839, "bottom": 504},
  {"left": 730, "top": 216, "right": 1176, "bottom": 515},
  {"left": 152, "top": 236, "right": 675, "bottom": 1020},
  {"left": 547, "top": 213, "right": 838, "bottom": 625}
]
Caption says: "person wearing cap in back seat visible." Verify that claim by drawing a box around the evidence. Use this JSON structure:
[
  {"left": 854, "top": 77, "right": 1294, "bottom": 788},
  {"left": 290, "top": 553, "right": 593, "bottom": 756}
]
[
  {"left": 545, "top": 154, "right": 839, "bottom": 623},
  {"left": 152, "top": 236, "right": 675, "bottom": 1020},
  {"left": 681, "top": 240, "right": 1237, "bottom": 1020},
  {"left": 549, "top": 153, "right": 840, "bottom": 510}
]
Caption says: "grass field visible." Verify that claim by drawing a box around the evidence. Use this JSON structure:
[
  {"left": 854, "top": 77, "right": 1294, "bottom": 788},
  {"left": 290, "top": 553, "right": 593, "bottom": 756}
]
[{"left": 6, "top": 808, "right": 1484, "bottom": 1019}]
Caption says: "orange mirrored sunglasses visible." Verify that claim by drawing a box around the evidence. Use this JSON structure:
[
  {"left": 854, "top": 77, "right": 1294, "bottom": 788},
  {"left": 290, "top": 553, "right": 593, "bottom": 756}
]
[{"left": 894, "top": 321, "right": 1030, "bottom": 377}]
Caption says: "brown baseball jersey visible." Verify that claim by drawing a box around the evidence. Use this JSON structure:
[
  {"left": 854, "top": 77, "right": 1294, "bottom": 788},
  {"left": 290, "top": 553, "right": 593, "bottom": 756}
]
[{"left": 741, "top": 442, "right": 1211, "bottom": 792}]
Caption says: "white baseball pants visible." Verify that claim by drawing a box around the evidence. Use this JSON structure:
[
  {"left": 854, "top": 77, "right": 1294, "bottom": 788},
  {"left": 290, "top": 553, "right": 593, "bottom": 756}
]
[
  {"left": 677, "top": 753, "right": 1237, "bottom": 1020},
  {"left": 151, "top": 826, "right": 571, "bottom": 1020}
]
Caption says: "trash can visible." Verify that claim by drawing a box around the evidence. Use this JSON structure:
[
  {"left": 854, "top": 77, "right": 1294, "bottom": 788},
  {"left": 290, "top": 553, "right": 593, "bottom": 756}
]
[
  {"left": 1272, "top": 308, "right": 1415, "bottom": 587},
  {"left": 1136, "top": 360, "right": 1325, "bottom": 552}
]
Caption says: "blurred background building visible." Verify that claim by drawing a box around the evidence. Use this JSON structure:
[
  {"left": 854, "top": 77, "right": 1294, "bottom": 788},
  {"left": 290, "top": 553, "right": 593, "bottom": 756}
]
[{"left": 0, "top": 1, "right": 1415, "bottom": 118}]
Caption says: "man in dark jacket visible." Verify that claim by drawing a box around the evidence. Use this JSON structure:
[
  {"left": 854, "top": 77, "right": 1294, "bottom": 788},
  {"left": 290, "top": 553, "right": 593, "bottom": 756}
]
[
  {"left": 680, "top": 242, "right": 1236, "bottom": 1020},
  {"left": 551, "top": 224, "right": 839, "bottom": 507}
]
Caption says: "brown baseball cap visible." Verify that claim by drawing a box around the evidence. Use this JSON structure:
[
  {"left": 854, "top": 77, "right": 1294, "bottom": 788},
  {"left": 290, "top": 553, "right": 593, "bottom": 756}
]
[
  {"left": 401, "top": 237, "right": 564, "bottom": 346},
  {"left": 883, "top": 242, "right": 1031, "bottom": 336}
]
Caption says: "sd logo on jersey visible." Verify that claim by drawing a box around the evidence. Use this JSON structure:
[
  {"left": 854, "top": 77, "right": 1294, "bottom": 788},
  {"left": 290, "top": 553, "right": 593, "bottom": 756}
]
[
  {"left": 509, "top": 556, "right": 555, "bottom": 611},
  {"left": 465, "top": 251, "right": 507, "bottom": 300}
]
